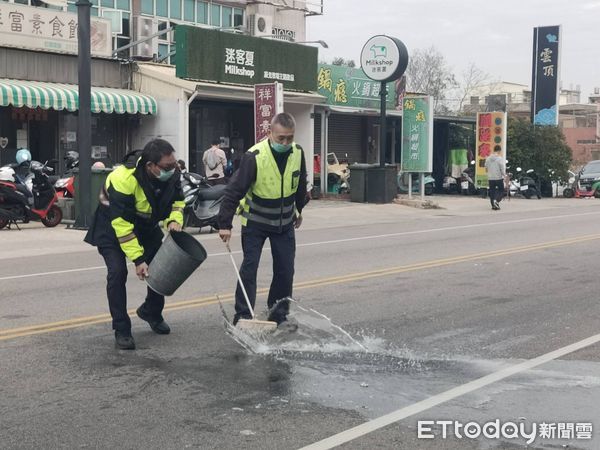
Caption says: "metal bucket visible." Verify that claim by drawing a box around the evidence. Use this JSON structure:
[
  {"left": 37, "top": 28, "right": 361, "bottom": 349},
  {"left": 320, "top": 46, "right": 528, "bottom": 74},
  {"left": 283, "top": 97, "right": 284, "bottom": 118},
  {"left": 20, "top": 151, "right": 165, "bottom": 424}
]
[{"left": 146, "top": 230, "right": 207, "bottom": 296}]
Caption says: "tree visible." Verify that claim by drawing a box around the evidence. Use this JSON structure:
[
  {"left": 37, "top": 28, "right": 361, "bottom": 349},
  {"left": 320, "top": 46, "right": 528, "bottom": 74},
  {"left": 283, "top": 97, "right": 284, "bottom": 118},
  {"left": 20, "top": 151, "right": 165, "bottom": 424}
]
[
  {"left": 331, "top": 57, "right": 356, "bottom": 68},
  {"left": 506, "top": 118, "right": 572, "bottom": 183},
  {"left": 454, "top": 62, "right": 490, "bottom": 114},
  {"left": 405, "top": 46, "right": 457, "bottom": 113}
]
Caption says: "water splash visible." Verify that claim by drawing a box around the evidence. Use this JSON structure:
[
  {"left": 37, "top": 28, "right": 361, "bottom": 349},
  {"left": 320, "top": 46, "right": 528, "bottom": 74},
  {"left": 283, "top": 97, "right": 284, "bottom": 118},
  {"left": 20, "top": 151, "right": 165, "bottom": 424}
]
[{"left": 223, "top": 301, "right": 425, "bottom": 370}]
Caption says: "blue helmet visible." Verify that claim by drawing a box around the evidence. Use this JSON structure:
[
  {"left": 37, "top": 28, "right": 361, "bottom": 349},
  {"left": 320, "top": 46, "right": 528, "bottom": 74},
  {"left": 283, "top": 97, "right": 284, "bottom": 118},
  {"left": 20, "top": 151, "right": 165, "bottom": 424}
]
[{"left": 16, "top": 148, "right": 32, "bottom": 165}]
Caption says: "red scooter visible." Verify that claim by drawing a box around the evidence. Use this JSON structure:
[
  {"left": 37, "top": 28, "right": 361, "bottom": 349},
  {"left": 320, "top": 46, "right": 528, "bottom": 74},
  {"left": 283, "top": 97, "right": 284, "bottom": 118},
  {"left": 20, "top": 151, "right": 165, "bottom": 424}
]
[
  {"left": 0, "top": 162, "right": 62, "bottom": 229},
  {"left": 54, "top": 151, "right": 79, "bottom": 198}
]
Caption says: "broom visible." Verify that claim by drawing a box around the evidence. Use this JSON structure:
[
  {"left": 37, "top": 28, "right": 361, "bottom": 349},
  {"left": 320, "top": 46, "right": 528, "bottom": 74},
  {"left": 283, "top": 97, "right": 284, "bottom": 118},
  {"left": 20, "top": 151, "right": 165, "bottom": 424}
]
[{"left": 225, "top": 243, "right": 277, "bottom": 333}]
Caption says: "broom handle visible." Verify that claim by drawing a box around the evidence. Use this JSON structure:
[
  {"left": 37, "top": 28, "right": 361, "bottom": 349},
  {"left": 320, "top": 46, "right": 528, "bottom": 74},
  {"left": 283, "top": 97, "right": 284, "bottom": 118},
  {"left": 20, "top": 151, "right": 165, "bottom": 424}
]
[{"left": 226, "top": 243, "right": 256, "bottom": 319}]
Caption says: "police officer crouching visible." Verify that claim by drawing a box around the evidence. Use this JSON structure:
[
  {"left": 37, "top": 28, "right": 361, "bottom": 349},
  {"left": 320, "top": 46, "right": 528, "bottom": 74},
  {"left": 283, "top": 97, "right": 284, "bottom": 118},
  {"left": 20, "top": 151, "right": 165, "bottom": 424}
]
[{"left": 85, "top": 139, "right": 185, "bottom": 350}]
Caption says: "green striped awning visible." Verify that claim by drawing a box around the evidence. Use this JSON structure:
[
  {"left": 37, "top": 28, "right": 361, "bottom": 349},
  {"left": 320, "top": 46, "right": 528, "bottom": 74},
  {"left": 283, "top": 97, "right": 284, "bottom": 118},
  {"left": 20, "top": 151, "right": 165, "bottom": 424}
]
[{"left": 0, "top": 78, "right": 157, "bottom": 115}]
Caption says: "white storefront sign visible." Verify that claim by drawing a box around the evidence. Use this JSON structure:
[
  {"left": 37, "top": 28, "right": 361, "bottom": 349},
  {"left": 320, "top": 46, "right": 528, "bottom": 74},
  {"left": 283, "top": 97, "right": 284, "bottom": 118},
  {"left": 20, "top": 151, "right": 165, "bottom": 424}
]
[
  {"left": 360, "top": 35, "right": 409, "bottom": 82},
  {"left": 0, "top": 3, "right": 112, "bottom": 58}
]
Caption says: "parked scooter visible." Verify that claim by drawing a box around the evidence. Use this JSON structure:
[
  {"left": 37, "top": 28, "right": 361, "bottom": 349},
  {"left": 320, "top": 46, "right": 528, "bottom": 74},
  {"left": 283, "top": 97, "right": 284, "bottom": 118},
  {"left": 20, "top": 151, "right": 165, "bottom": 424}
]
[
  {"left": 398, "top": 171, "right": 435, "bottom": 195},
  {"left": 460, "top": 161, "right": 478, "bottom": 195},
  {"left": 0, "top": 161, "right": 63, "bottom": 229},
  {"left": 54, "top": 151, "right": 79, "bottom": 198},
  {"left": 442, "top": 175, "right": 459, "bottom": 194},
  {"left": 181, "top": 171, "right": 226, "bottom": 231},
  {"left": 519, "top": 168, "right": 542, "bottom": 199}
]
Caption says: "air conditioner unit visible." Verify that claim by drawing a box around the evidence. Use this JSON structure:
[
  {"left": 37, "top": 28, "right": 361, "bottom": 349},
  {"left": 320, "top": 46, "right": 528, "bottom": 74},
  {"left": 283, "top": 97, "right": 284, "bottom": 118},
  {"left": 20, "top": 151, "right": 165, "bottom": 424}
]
[
  {"left": 133, "top": 16, "right": 159, "bottom": 60},
  {"left": 248, "top": 14, "right": 273, "bottom": 37}
]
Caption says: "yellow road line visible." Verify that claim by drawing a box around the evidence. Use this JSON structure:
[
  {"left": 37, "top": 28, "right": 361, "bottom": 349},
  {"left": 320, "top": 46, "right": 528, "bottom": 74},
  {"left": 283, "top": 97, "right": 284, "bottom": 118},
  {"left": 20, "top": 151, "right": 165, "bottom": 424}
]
[{"left": 2, "top": 233, "right": 599, "bottom": 342}]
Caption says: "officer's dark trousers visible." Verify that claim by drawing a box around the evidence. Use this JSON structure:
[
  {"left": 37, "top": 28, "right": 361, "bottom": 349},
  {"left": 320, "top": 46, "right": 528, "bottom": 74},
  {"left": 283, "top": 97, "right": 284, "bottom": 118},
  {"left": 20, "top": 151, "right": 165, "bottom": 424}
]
[
  {"left": 234, "top": 225, "right": 295, "bottom": 322},
  {"left": 98, "top": 230, "right": 164, "bottom": 333}
]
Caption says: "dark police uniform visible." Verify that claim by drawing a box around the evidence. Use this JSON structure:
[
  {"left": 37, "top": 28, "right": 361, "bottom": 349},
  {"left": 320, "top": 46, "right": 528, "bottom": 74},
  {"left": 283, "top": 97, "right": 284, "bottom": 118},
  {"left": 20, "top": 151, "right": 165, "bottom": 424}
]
[
  {"left": 217, "top": 139, "right": 307, "bottom": 323},
  {"left": 84, "top": 160, "right": 184, "bottom": 333}
]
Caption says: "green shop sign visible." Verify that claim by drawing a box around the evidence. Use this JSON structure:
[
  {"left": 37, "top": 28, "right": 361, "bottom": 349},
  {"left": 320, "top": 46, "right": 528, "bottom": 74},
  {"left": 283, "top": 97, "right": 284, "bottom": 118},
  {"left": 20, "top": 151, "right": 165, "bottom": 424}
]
[
  {"left": 317, "top": 64, "right": 396, "bottom": 109},
  {"left": 175, "top": 25, "right": 317, "bottom": 92},
  {"left": 401, "top": 96, "right": 433, "bottom": 172}
]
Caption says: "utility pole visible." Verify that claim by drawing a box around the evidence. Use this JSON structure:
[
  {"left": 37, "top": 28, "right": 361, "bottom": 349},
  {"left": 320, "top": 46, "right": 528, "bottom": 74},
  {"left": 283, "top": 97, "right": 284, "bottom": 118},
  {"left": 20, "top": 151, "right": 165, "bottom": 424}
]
[{"left": 74, "top": 0, "right": 92, "bottom": 229}]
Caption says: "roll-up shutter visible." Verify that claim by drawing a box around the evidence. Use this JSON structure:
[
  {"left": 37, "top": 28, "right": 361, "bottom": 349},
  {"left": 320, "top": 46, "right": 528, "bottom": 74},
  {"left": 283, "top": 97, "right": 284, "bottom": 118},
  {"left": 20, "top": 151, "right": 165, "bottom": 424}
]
[
  {"left": 314, "top": 113, "right": 322, "bottom": 155},
  {"left": 328, "top": 114, "right": 364, "bottom": 163}
]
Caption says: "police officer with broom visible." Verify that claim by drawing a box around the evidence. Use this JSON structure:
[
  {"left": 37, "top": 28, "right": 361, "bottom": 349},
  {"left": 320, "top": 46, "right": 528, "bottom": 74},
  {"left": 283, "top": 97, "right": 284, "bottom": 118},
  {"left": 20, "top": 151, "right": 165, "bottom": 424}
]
[
  {"left": 217, "top": 113, "right": 308, "bottom": 326},
  {"left": 85, "top": 138, "right": 185, "bottom": 350}
]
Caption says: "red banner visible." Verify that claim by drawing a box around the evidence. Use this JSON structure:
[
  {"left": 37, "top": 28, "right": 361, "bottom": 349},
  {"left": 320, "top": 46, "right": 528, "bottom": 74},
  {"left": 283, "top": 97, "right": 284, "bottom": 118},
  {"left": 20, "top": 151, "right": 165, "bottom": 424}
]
[{"left": 254, "top": 82, "right": 283, "bottom": 143}]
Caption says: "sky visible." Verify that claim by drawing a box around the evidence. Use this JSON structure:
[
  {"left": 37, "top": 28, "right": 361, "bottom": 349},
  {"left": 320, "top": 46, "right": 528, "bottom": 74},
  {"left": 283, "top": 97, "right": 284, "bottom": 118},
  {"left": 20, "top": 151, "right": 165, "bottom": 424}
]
[{"left": 306, "top": 0, "right": 600, "bottom": 101}]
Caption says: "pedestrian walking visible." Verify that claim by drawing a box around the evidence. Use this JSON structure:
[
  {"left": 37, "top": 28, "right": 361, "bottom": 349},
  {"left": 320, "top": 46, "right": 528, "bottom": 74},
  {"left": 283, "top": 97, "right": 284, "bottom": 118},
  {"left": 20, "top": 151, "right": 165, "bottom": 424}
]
[
  {"left": 485, "top": 147, "right": 506, "bottom": 210},
  {"left": 84, "top": 138, "right": 185, "bottom": 350},
  {"left": 217, "top": 113, "right": 308, "bottom": 326},
  {"left": 203, "top": 139, "right": 227, "bottom": 185}
]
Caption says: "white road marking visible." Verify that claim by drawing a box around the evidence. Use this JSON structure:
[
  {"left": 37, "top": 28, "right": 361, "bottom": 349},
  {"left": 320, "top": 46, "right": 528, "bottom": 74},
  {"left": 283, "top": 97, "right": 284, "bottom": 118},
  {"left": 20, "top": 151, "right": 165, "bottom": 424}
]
[
  {"left": 300, "top": 332, "right": 600, "bottom": 449},
  {"left": 1, "top": 210, "right": 599, "bottom": 282}
]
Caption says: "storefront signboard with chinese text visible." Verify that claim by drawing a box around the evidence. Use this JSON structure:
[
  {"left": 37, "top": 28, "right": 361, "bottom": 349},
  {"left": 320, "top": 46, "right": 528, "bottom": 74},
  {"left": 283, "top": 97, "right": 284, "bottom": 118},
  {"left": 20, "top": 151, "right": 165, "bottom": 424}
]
[
  {"left": 175, "top": 25, "right": 317, "bottom": 92},
  {"left": 0, "top": 3, "right": 112, "bottom": 58},
  {"left": 316, "top": 64, "right": 396, "bottom": 109},
  {"left": 531, "top": 25, "right": 560, "bottom": 125},
  {"left": 254, "top": 82, "right": 283, "bottom": 143},
  {"left": 475, "top": 111, "right": 507, "bottom": 188},
  {"left": 401, "top": 96, "right": 433, "bottom": 172}
]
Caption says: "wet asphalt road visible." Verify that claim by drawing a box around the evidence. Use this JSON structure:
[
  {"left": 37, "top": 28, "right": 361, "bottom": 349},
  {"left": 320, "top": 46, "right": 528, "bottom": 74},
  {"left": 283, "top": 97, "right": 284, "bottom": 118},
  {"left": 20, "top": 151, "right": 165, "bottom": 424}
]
[{"left": 1, "top": 199, "right": 600, "bottom": 449}]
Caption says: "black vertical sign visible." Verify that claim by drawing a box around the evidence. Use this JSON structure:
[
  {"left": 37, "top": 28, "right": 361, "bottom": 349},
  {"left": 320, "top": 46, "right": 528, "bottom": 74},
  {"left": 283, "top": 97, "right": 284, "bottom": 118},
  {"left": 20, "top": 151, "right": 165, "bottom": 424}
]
[{"left": 531, "top": 25, "right": 560, "bottom": 125}]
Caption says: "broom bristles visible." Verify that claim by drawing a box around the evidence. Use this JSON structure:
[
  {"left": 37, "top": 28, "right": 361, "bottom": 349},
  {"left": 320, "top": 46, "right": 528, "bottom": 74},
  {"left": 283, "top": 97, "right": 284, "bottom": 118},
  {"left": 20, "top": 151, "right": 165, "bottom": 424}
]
[{"left": 236, "top": 318, "right": 277, "bottom": 334}]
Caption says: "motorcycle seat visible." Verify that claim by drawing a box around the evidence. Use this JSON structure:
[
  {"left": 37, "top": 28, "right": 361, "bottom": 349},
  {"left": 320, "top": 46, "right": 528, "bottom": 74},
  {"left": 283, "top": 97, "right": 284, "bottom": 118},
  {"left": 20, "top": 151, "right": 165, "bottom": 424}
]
[{"left": 196, "top": 184, "right": 226, "bottom": 201}]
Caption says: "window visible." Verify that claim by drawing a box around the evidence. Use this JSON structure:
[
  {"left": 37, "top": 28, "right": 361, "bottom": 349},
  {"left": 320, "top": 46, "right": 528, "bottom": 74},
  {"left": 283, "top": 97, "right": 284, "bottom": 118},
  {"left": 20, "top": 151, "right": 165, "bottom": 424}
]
[
  {"left": 121, "top": 11, "right": 130, "bottom": 37},
  {"left": 197, "top": 1, "right": 208, "bottom": 24},
  {"left": 233, "top": 7, "right": 243, "bottom": 27},
  {"left": 210, "top": 2, "right": 220, "bottom": 26},
  {"left": 222, "top": 6, "right": 232, "bottom": 28},
  {"left": 184, "top": 0, "right": 194, "bottom": 22},
  {"left": 158, "top": 43, "right": 169, "bottom": 61},
  {"left": 102, "top": 9, "right": 123, "bottom": 34},
  {"left": 141, "top": 0, "right": 153, "bottom": 15},
  {"left": 101, "top": 0, "right": 114, "bottom": 7},
  {"left": 116, "top": 0, "right": 129, "bottom": 10},
  {"left": 169, "top": 0, "right": 181, "bottom": 19},
  {"left": 156, "top": 0, "right": 168, "bottom": 17}
]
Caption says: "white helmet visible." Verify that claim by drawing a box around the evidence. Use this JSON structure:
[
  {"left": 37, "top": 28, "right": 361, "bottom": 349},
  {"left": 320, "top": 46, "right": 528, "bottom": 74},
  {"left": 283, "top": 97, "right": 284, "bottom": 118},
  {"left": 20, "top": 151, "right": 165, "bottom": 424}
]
[{"left": 0, "top": 166, "right": 16, "bottom": 182}]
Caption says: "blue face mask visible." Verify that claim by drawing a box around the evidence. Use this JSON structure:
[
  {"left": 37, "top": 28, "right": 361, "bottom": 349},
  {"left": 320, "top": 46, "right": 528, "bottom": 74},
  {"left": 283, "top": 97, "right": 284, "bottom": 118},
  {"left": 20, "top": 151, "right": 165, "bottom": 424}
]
[
  {"left": 157, "top": 168, "right": 175, "bottom": 181},
  {"left": 271, "top": 142, "right": 292, "bottom": 153}
]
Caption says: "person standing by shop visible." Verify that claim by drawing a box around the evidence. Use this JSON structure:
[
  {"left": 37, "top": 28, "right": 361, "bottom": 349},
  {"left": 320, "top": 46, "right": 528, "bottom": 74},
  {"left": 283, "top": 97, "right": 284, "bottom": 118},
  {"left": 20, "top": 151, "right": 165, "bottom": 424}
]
[
  {"left": 485, "top": 147, "right": 506, "bottom": 210},
  {"left": 217, "top": 113, "right": 307, "bottom": 325},
  {"left": 203, "top": 139, "right": 227, "bottom": 185},
  {"left": 84, "top": 138, "right": 185, "bottom": 350}
]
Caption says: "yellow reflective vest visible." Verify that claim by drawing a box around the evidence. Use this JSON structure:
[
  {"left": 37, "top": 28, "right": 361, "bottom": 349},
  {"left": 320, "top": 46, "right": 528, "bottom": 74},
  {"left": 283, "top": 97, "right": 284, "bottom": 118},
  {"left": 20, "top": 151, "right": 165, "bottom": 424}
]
[
  {"left": 238, "top": 140, "right": 302, "bottom": 231},
  {"left": 101, "top": 164, "right": 185, "bottom": 262}
]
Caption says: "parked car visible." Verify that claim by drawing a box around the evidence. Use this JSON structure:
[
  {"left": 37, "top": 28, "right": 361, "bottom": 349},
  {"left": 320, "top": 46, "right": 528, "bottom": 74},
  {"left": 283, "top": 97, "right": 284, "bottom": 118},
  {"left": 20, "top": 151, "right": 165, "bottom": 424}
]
[{"left": 575, "top": 160, "right": 600, "bottom": 198}]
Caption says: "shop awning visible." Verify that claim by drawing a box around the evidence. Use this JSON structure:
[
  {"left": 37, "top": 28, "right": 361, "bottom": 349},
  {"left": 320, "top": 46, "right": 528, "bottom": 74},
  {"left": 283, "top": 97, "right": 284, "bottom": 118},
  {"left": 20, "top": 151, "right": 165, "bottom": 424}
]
[{"left": 0, "top": 78, "right": 157, "bottom": 115}]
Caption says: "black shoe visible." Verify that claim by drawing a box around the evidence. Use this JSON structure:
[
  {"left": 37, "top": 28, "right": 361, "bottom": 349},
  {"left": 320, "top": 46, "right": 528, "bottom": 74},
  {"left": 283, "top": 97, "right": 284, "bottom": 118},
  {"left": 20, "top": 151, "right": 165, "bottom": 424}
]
[
  {"left": 267, "top": 297, "right": 292, "bottom": 325},
  {"left": 136, "top": 306, "right": 171, "bottom": 335},
  {"left": 115, "top": 331, "right": 135, "bottom": 350}
]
